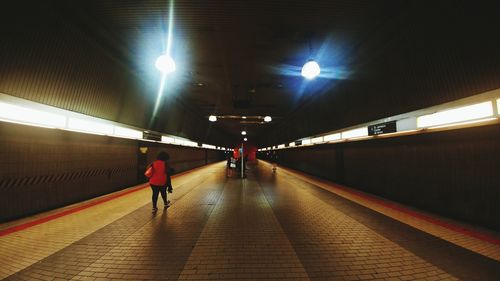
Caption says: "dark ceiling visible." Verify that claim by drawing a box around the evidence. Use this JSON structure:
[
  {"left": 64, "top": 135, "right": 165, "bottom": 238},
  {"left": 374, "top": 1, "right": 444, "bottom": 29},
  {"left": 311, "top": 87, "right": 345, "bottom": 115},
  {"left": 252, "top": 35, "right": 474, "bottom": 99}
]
[{"left": 1, "top": 1, "right": 500, "bottom": 147}]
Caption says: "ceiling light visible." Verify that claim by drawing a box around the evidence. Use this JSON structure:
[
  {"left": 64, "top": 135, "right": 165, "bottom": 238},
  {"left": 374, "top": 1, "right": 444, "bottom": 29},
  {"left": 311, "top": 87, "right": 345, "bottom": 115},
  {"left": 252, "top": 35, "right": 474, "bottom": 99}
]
[
  {"left": 242, "top": 116, "right": 247, "bottom": 119},
  {"left": 244, "top": 138, "right": 247, "bottom": 141},
  {"left": 264, "top": 116, "right": 272, "bottom": 122},
  {"left": 208, "top": 115, "right": 217, "bottom": 122},
  {"left": 241, "top": 131, "right": 247, "bottom": 135},
  {"left": 155, "top": 54, "right": 176, "bottom": 74},
  {"left": 301, "top": 59, "right": 320, "bottom": 79}
]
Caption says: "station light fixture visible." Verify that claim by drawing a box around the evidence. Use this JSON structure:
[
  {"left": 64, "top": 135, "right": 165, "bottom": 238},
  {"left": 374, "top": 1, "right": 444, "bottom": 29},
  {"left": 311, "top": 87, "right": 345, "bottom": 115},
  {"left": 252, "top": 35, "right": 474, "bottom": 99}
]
[
  {"left": 311, "top": 136, "right": 324, "bottom": 144},
  {"left": 244, "top": 137, "right": 247, "bottom": 141},
  {"left": 341, "top": 127, "right": 368, "bottom": 139},
  {"left": 301, "top": 59, "right": 321, "bottom": 79},
  {"left": 242, "top": 116, "right": 247, "bottom": 119},
  {"left": 417, "top": 101, "right": 493, "bottom": 128},
  {"left": 208, "top": 115, "right": 217, "bottom": 122},
  {"left": 264, "top": 116, "right": 272, "bottom": 122},
  {"left": 114, "top": 126, "right": 142, "bottom": 139},
  {"left": 155, "top": 54, "right": 176, "bottom": 74},
  {"left": 68, "top": 118, "right": 113, "bottom": 135},
  {"left": 161, "top": 136, "right": 175, "bottom": 144},
  {"left": 0, "top": 102, "right": 66, "bottom": 129},
  {"left": 324, "top": 133, "right": 341, "bottom": 142},
  {"left": 241, "top": 130, "right": 247, "bottom": 135}
]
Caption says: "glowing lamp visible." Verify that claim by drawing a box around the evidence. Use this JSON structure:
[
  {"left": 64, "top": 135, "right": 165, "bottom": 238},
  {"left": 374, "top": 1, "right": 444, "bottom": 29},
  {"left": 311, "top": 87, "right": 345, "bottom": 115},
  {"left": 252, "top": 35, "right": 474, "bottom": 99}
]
[
  {"left": 264, "top": 116, "right": 272, "bottom": 122},
  {"left": 301, "top": 60, "right": 320, "bottom": 79},
  {"left": 155, "top": 54, "right": 176, "bottom": 74},
  {"left": 208, "top": 115, "right": 217, "bottom": 122},
  {"left": 241, "top": 131, "right": 247, "bottom": 135}
]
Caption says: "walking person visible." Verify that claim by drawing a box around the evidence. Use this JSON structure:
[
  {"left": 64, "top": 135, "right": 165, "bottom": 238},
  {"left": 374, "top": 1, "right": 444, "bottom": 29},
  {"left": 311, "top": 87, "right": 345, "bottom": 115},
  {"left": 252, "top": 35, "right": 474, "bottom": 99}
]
[
  {"left": 226, "top": 154, "right": 236, "bottom": 177},
  {"left": 145, "top": 151, "right": 172, "bottom": 213}
]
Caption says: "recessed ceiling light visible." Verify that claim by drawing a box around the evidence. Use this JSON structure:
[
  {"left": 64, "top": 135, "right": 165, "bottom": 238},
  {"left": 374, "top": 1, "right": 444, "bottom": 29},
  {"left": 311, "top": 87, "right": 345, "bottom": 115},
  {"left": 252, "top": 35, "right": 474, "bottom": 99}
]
[
  {"left": 264, "top": 116, "right": 272, "bottom": 122},
  {"left": 241, "top": 131, "right": 247, "bottom": 135},
  {"left": 244, "top": 138, "right": 248, "bottom": 141},
  {"left": 208, "top": 115, "right": 217, "bottom": 122},
  {"left": 242, "top": 116, "right": 247, "bottom": 119}
]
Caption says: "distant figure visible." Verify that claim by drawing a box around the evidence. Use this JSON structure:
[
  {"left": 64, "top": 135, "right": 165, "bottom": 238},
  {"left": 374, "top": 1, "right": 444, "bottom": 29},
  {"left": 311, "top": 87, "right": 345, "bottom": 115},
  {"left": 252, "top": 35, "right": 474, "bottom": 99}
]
[
  {"left": 271, "top": 152, "right": 277, "bottom": 173},
  {"left": 145, "top": 151, "right": 172, "bottom": 212},
  {"left": 226, "top": 154, "right": 236, "bottom": 177}
]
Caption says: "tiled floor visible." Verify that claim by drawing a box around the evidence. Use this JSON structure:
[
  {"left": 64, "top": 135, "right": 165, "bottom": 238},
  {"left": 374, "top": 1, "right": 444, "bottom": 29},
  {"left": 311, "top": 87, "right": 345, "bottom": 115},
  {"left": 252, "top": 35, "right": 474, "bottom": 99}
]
[{"left": 1, "top": 161, "right": 499, "bottom": 280}]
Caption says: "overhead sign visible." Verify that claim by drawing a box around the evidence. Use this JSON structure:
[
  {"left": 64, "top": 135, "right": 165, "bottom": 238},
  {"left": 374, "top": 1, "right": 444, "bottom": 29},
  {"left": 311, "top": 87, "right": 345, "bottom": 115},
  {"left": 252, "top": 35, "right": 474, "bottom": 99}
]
[
  {"left": 368, "top": 121, "right": 397, "bottom": 136},
  {"left": 142, "top": 131, "right": 162, "bottom": 141}
]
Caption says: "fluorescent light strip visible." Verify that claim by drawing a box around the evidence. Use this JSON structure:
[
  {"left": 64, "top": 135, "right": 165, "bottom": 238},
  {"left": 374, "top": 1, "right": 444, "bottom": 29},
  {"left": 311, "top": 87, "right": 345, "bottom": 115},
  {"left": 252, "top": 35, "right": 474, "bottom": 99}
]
[
  {"left": 428, "top": 117, "right": 498, "bottom": 129},
  {"left": 183, "top": 140, "right": 197, "bottom": 147},
  {"left": 324, "top": 133, "right": 341, "bottom": 142},
  {"left": 278, "top": 144, "right": 285, "bottom": 149},
  {"left": 114, "top": 126, "right": 142, "bottom": 139},
  {"left": 497, "top": 99, "right": 500, "bottom": 114},
  {"left": 341, "top": 127, "right": 368, "bottom": 139},
  {"left": 68, "top": 118, "right": 113, "bottom": 135},
  {"left": 417, "top": 101, "right": 493, "bottom": 128},
  {"left": 0, "top": 102, "right": 66, "bottom": 128},
  {"left": 312, "top": 136, "right": 324, "bottom": 144},
  {"left": 161, "top": 136, "right": 175, "bottom": 143},
  {"left": 302, "top": 138, "right": 312, "bottom": 145},
  {"left": 0, "top": 96, "right": 229, "bottom": 150}
]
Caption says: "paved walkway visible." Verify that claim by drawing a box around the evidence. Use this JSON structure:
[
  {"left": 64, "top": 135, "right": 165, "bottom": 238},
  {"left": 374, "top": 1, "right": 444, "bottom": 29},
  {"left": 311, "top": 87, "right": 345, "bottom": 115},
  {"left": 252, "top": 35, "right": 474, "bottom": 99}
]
[{"left": 1, "top": 162, "right": 499, "bottom": 280}]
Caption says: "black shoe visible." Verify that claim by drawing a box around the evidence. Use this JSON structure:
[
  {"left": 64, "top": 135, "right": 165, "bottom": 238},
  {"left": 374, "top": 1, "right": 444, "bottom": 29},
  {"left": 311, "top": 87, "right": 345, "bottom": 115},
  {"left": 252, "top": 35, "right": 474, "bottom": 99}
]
[
  {"left": 168, "top": 186, "right": 173, "bottom": 193},
  {"left": 152, "top": 207, "right": 158, "bottom": 213}
]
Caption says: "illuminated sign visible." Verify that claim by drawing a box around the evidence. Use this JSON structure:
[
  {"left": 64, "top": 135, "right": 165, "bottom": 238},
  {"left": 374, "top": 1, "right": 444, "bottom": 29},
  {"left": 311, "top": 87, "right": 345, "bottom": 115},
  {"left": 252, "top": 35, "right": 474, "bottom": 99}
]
[
  {"left": 143, "top": 131, "right": 162, "bottom": 141},
  {"left": 368, "top": 121, "right": 397, "bottom": 136}
]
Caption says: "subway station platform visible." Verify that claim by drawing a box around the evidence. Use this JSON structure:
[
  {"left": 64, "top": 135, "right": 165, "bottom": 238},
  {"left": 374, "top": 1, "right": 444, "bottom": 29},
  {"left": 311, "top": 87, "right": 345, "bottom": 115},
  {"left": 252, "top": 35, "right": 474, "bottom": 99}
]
[{"left": 1, "top": 161, "right": 499, "bottom": 281}]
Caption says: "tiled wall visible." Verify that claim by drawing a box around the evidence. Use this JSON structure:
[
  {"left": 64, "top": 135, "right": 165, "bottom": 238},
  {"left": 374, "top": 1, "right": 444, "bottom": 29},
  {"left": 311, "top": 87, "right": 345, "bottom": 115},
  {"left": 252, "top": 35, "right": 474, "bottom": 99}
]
[
  {"left": 0, "top": 122, "right": 225, "bottom": 222},
  {"left": 262, "top": 124, "right": 500, "bottom": 231}
]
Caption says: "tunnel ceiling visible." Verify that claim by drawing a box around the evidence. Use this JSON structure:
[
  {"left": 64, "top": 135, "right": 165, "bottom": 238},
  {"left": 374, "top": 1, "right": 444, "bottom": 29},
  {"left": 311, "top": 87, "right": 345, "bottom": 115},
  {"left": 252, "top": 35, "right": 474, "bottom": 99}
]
[{"left": 2, "top": 1, "right": 500, "bottom": 147}]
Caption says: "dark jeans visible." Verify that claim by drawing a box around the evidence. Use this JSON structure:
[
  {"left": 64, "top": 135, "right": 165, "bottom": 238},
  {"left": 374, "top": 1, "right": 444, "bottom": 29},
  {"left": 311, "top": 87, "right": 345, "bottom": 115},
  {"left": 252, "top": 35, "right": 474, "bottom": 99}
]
[{"left": 150, "top": 185, "right": 167, "bottom": 208}]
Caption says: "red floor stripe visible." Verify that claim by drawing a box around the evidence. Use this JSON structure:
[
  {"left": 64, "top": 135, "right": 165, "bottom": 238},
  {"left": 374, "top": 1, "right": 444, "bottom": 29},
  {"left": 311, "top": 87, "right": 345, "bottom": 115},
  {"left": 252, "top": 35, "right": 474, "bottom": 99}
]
[
  {"left": 0, "top": 184, "right": 149, "bottom": 237},
  {"left": 0, "top": 164, "right": 216, "bottom": 237},
  {"left": 279, "top": 165, "right": 500, "bottom": 246}
]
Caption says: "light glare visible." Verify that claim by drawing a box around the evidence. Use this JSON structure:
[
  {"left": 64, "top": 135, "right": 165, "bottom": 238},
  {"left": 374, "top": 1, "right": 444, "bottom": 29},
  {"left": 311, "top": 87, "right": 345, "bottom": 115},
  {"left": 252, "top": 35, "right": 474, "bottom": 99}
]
[
  {"left": 264, "top": 116, "right": 272, "bottom": 122},
  {"left": 209, "top": 115, "right": 217, "bottom": 122},
  {"left": 155, "top": 54, "right": 176, "bottom": 74},
  {"left": 241, "top": 131, "right": 247, "bottom": 135},
  {"left": 301, "top": 60, "right": 321, "bottom": 79}
]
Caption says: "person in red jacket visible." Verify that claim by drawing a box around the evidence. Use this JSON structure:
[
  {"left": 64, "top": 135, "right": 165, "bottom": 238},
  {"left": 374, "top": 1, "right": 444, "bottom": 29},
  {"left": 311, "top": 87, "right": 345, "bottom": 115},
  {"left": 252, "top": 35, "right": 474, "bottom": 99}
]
[{"left": 147, "top": 151, "right": 172, "bottom": 212}]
